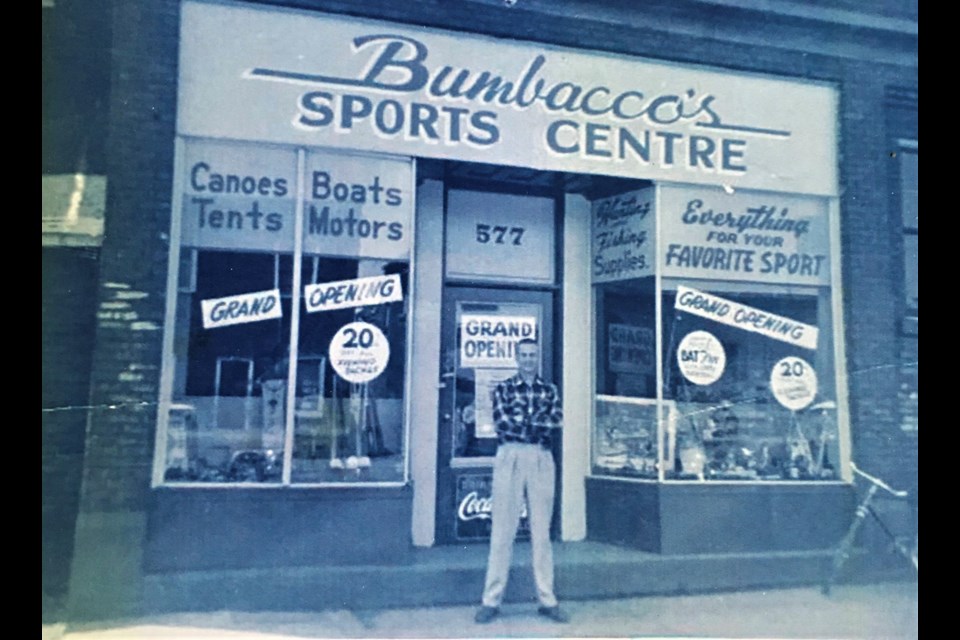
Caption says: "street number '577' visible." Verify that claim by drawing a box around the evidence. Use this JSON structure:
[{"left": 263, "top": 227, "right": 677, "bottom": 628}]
[{"left": 476, "top": 223, "right": 524, "bottom": 246}]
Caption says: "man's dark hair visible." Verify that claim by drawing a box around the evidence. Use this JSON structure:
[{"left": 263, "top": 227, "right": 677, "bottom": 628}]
[{"left": 517, "top": 337, "right": 538, "bottom": 348}]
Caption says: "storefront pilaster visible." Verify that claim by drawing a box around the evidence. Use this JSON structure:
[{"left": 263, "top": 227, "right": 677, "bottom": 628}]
[
  {"left": 409, "top": 178, "right": 445, "bottom": 546},
  {"left": 561, "top": 192, "right": 592, "bottom": 541}
]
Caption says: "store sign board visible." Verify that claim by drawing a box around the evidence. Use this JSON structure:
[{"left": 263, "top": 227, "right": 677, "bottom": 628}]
[
  {"left": 200, "top": 288, "right": 282, "bottom": 329},
  {"left": 179, "top": 1, "right": 839, "bottom": 196},
  {"left": 592, "top": 188, "right": 654, "bottom": 284},
  {"left": 302, "top": 151, "right": 412, "bottom": 260},
  {"left": 445, "top": 190, "right": 555, "bottom": 285},
  {"left": 179, "top": 139, "right": 413, "bottom": 260},
  {"left": 659, "top": 184, "right": 830, "bottom": 286},
  {"left": 180, "top": 140, "right": 297, "bottom": 252},
  {"left": 674, "top": 285, "right": 819, "bottom": 349},
  {"left": 304, "top": 273, "right": 403, "bottom": 313},
  {"left": 608, "top": 323, "right": 654, "bottom": 374},
  {"left": 460, "top": 314, "right": 537, "bottom": 369}
]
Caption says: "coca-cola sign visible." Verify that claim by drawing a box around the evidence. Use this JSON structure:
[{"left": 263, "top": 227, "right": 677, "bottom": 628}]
[
  {"left": 455, "top": 473, "right": 529, "bottom": 541},
  {"left": 458, "top": 490, "right": 493, "bottom": 521}
]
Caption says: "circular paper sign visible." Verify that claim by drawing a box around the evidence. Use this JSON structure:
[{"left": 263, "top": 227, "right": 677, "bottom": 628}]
[
  {"left": 329, "top": 321, "right": 390, "bottom": 384},
  {"left": 770, "top": 356, "right": 818, "bottom": 411},
  {"left": 677, "top": 330, "right": 726, "bottom": 386}
]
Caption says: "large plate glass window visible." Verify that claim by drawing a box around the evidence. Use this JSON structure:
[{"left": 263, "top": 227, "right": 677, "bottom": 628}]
[
  {"left": 157, "top": 138, "right": 413, "bottom": 485},
  {"left": 290, "top": 151, "right": 411, "bottom": 483},
  {"left": 659, "top": 185, "right": 839, "bottom": 482},
  {"left": 161, "top": 139, "right": 296, "bottom": 484},
  {"left": 589, "top": 186, "right": 662, "bottom": 479}
]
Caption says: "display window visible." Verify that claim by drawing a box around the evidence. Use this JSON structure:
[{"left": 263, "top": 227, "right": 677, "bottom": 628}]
[
  {"left": 155, "top": 137, "right": 414, "bottom": 486},
  {"left": 662, "top": 283, "right": 838, "bottom": 481},
  {"left": 592, "top": 276, "right": 661, "bottom": 479},
  {"left": 590, "top": 183, "right": 844, "bottom": 483},
  {"left": 290, "top": 256, "right": 409, "bottom": 483}
]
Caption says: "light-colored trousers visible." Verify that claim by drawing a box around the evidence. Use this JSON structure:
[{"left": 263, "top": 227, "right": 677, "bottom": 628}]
[{"left": 481, "top": 443, "right": 558, "bottom": 608}]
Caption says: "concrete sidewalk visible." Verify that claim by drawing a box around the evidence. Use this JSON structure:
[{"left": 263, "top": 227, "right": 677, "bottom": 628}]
[{"left": 43, "top": 580, "right": 917, "bottom": 640}]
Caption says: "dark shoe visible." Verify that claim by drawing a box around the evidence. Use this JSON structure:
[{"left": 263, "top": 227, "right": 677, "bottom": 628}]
[
  {"left": 475, "top": 606, "right": 499, "bottom": 624},
  {"left": 537, "top": 605, "right": 570, "bottom": 623}
]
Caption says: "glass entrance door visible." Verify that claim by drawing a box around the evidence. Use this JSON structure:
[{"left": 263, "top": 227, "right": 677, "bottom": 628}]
[{"left": 434, "top": 286, "right": 556, "bottom": 543}]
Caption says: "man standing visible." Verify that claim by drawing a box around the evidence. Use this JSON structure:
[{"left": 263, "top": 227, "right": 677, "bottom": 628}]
[{"left": 475, "top": 337, "right": 568, "bottom": 624}]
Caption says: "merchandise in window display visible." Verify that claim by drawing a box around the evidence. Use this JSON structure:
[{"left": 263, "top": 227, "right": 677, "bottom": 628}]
[
  {"left": 289, "top": 278, "right": 406, "bottom": 482},
  {"left": 163, "top": 413, "right": 285, "bottom": 482},
  {"left": 163, "top": 317, "right": 403, "bottom": 483},
  {"left": 594, "top": 397, "right": 659, "bottom": 478},
  {"left": 785, "top": 400, "right": 837, "bottom": 480},
  {"left": 661, "top": 289, "right": 840, "bottom": 482},
  {"left": 289, "top": 378, "right": 400, "bottom": 480},
  {"left": 164, "top": 353, "right": 287, "bottom": 483},
  {"left": 669, "top": 399, "right": 838, "bottom": 481}
]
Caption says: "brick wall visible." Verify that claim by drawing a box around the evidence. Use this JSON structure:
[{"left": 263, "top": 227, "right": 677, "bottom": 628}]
[
  {"left": 67, "top": 0, "right": 180, "bottom": 619},
  {"left": 883, "top": 89, "right": 918, "bottom": 493},
  {"left": 899, "top": 338, "right": 918, "bottom": 437},
  {"left": 42, "top": 247, "right": 100, "bottom": 599},
  {"left": 75, "top": 0, "right": 180, "bottom": 513},
  {"left": 42, "top": 0, "right": 111, "bottom": 176},
  {"left": 836, "top": 69, "right": 906, "bottom": 491}
]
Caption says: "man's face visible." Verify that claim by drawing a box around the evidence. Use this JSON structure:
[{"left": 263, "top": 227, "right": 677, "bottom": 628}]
[{"left": 516, "top": 342, "right": 539, "bottom": 377}]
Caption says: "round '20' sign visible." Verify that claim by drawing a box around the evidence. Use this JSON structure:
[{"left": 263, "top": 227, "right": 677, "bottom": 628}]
[
  {"left": 329, "top": 321, "right": 390, "bottom": 384},
  {"left": 770, "top": 356, "right": 818, "bottom": 411}
]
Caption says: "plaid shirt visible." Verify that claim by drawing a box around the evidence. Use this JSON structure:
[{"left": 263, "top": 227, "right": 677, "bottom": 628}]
[{"left": 491, "top": 374, "right": 563, "bottom": 447}]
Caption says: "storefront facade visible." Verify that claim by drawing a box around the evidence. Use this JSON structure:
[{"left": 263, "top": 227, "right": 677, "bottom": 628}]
[{"left": 62, "top": 0, "right": 917, "bottom": 618}]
